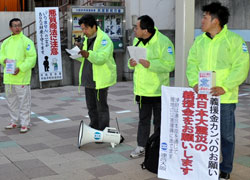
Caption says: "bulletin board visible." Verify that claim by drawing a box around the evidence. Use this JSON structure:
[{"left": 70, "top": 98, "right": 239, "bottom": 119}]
[{"left": 69, "top": 6, "right": 125, "bottom": 52}]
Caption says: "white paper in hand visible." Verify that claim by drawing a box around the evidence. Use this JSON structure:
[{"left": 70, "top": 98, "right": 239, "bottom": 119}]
[
  {"left": 5, "top": 59, "right": 16, "bottom": 74},
  {"left": 66, "top": 46, "right": 82, "bottom": 59},
  {"left": 127, "top": 46, "right": 147, "bottom": 63},
  {"left": 69, "top": 54, "right": 82, "bottom": 59}
]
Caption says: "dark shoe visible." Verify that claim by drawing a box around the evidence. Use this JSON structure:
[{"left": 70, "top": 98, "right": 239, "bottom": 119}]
[{"left": 220, "top": 171, "right": 230, "bottom": 180}]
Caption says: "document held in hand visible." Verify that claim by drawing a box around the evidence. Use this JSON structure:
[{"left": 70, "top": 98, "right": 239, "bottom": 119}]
[
  {"left": 198, "top": 71, "right": 216, "bottom": 94},
  {"left": 5, "top": 59, "right": 16, "bottom": 74},
  {"left": 65, "top": 46, "right": 82, "bottom": 59},
  {"left": 127, "top": 46, "right": 147, "bottom": 63}
]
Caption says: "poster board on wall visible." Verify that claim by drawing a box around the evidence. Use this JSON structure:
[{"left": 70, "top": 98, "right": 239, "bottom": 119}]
[{"left": 70, "top": 6, "right": 125, "bottom": 52}]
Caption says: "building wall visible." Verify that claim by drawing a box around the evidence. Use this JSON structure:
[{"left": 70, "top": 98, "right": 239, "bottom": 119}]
[
  {"left": 0, "top": 12, "right": 35, "bottom": 40},
  {"left": 125, "top": 0, "right": 175, "bottom": 30},
  {"left": 195, "top": 0, "right": 250, "bottom": 29}
]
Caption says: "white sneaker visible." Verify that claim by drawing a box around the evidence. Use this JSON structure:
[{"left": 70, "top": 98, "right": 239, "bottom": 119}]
[
  {"left": 20, "top": 126, "right": 29, "bottom": 133},
  {"left": 130, "top": 146, "right": 145, "bottom": 158},
  {"left": 5, "top": 123, "right": 17, "bottom": 129}
]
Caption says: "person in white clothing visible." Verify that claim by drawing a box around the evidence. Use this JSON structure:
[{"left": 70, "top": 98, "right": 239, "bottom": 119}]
[{"left": 0, "top": 18, "right": 37, "bottom": 133}]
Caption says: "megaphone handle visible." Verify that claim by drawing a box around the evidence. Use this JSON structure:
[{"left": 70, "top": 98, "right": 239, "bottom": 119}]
[
  {"left": 116, "top": 117, "right": 121, "bottom": 132},
  {"left": 120, "top": 135, "right": 125, "bottom": 143}
]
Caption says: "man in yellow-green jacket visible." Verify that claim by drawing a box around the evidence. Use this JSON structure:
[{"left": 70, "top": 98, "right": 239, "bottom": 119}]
[
  {"left": 128, "top": 15, "right": 175, "bottom": 158},
  {"left": 77, "top": 14, "right": 116, "bottom": 131},
  {"left": 0, "top": 18, "right": 37, "bottom": 133},
  {"left": 186, "top": 3, "right": 249, "bottom": 180}
]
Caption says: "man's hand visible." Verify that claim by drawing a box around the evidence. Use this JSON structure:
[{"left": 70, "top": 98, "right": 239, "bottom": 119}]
[
  {"left": 3, "top": 59, "right": 7, "bottom": 64},
  {"left": 210, "top": 86, "right": 225, "bottom": 96},
  {"left": 129, "top": 58, "right": 137, "bottom": 67},
  {"left": 139, "top": 59, "right": 150, "bottom": 68},
  {"left": 13, "top": 67, "right": 20, "bottom": 75},
  {"left": 78, "top": 50, "right": 89, "bottom": 58},
  {"left": 193, "top": 84, "right": 199, "bottom": 94}
]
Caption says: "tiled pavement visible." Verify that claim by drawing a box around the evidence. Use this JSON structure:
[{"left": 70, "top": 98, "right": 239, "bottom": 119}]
[{"left": 0, "top": 81, "right": 249, "bottom": 180}]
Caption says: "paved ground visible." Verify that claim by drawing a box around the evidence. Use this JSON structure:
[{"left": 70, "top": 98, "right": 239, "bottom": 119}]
[{"left": 0, "top": 81, "right": 250, "bottom": 180}]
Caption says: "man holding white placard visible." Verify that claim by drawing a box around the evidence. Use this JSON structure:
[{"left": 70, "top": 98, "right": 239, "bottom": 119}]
[
  {"left": 0, "top": 18, "right": 37, "bottom": 133},
  {"left": 128, "top": 15, "right": 175, "bottom": 158},
  {"left": 186, "top": 2, "right": 249, "bottom": 179}
]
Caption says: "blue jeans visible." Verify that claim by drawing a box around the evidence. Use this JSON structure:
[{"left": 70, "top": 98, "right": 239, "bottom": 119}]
[{"left": 220, "top": 103, "right": 236, "bottom": 173}]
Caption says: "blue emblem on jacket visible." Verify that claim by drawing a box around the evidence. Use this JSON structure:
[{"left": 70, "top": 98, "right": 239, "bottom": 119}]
[{"left": 26, "top": 44, "right": 31, "bottom": 51}]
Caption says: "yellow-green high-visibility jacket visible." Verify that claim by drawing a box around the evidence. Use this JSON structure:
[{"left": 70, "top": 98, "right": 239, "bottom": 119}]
[
  {"left": 186, "top": 25, "right": 250, "bottom": 103},
  {"left": 0, "top": 32, "right": 37, "bottom": 85},
  {"left": 77, "top": 27, "right": 117, "bottom": 89},
  {"left": 128, "top": 27, "right": 175, "bottom": 97}
]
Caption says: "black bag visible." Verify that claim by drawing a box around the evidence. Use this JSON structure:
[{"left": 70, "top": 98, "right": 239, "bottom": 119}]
[{"left": 141, "top": 129, "right": 160, "bottom": 174}]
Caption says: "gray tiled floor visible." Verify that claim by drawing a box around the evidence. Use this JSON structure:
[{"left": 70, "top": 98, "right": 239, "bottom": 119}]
[{"left": 0, "top": 81, "right": 249, "bottom": 180}]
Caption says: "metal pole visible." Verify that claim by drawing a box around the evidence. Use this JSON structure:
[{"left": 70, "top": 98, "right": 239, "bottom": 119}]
[{"left": 174, "top": 0, "right": 195, "bottom": 87}]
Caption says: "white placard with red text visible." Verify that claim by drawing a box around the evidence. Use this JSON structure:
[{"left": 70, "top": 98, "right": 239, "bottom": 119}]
[
  {"left": 158, "top": 86, "right": 220, "bottom": 180},
  {"left": 35, "top": 7, "right": 63, "bottom": 82}
]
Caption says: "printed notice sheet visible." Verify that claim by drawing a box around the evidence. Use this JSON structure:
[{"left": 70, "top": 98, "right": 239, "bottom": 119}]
[
  {"left": 66, "top": 46, "right": 82, "bottom": 59},
  {"left": 127, "top": 46, "right": 147, "bottom": 63}
]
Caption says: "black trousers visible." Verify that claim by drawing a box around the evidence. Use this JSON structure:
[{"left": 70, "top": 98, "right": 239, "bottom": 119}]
[
  {"left": 85, "top": 87, "right": 110, "bottom": 130},
  {"left": 137, "top": 102, "right": 161, "bottom": 147}
]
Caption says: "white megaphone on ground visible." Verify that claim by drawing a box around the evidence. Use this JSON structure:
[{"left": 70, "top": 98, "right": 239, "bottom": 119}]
[{"left": 78, "top": 120, "right": 124, "bottom": 148}]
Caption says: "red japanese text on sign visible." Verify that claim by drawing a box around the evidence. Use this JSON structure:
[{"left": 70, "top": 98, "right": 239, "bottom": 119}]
[
  {"left": 49, "top": 9, "right": 58, "bottom": 55},
  {"left": 180, "top": 91, "right": 195, "bottom": 175}
]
